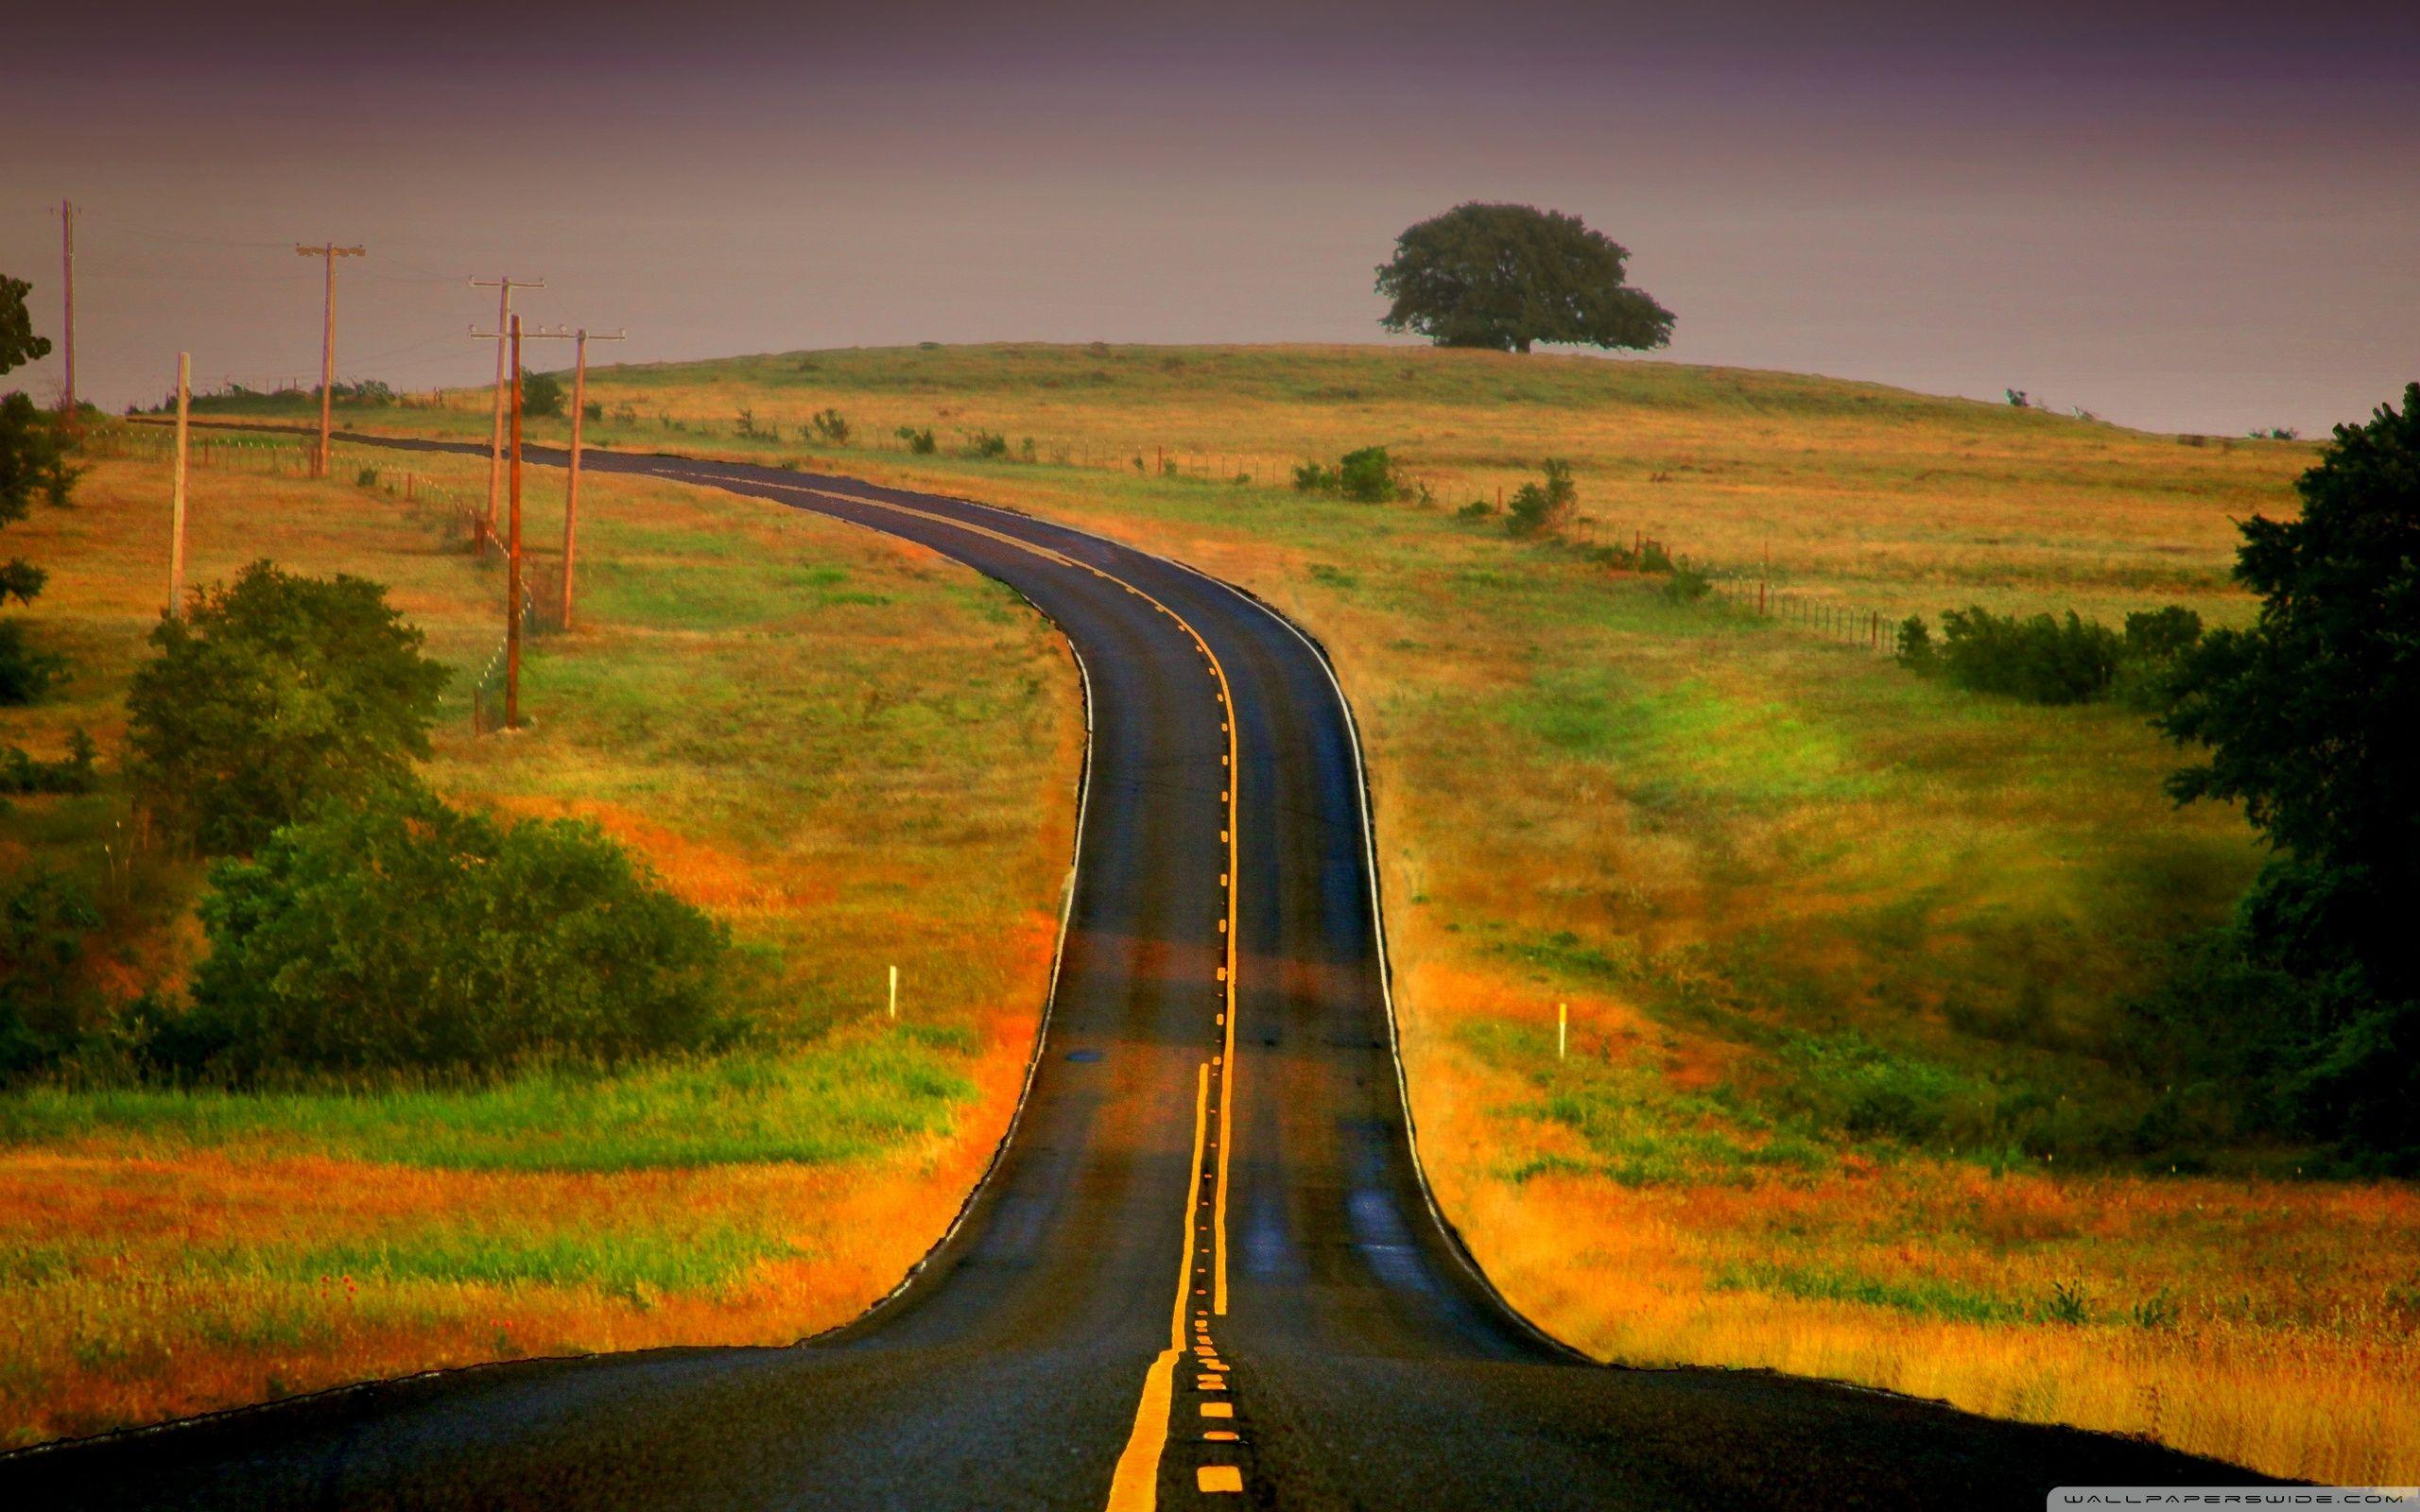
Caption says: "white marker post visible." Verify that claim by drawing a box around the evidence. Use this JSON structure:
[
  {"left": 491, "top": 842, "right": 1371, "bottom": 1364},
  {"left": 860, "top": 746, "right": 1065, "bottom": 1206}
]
[
  {"left": 1558, "top": 1002, "right": 1568, "bottom": 1061},
  {"left": 889, "top": 964, "right": 899, "bottom": 1022}
]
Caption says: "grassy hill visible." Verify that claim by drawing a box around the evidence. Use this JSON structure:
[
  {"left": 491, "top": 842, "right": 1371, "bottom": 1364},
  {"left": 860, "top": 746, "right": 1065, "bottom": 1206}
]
[
  {"left": 141, "top": 344, "right": 2416, "bottom": 1480},
  {"left": 0, "top": 433, "right": 1080, "bottom": 1443}
]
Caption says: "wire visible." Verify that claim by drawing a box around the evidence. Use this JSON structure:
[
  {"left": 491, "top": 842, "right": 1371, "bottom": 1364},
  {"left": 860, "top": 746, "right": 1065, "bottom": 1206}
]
[{"left": 73, "top": 208, "right": 292, "bottom": 250}]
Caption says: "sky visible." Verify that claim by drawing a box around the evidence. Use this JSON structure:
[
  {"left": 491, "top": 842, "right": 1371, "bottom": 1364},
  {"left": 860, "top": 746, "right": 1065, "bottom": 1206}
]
[{"left": 3, "top": 0, "right": 2415, "bottom": 435}]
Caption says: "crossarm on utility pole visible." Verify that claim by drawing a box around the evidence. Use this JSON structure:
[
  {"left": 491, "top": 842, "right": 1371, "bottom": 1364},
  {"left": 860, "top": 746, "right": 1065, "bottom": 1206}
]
[{"left": 469, "top": 277, "right": 545, "bottom": 545}]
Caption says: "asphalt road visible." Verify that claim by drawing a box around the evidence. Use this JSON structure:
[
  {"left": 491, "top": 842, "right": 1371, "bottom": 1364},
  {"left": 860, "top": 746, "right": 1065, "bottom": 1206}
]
[{"left": 2, "top": 438, "right": 2270, "bottom": 1509}]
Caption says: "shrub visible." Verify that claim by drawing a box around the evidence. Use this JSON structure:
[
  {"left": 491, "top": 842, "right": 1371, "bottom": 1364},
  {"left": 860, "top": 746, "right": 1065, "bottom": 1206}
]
[
  {"left": 1506, "top": 458, "right": 1577, "bottom": 538},
  {"left": 809, "top": 407, "right": 851, "bottom": 444},
  {"left": 354, "top": 466, "right": 381, "bottom": 489},
  {"left": 1894, "top": 615, "right": 1937, "bottom": 671},
  {"left": 0, "top": 621, "right": 64, "bottom": 705},
  {"left": 180, "top": 791, "right": 734, "bottom": 1079},
  {"left": 1, "top": 730, "right": 96, "bottom": 794},
  {"left": 1899, "top": 605, "right": 2121, "bottom": 704},
  {"left": 1663, "top": 566, "right": 1712, "bottom": 602},
  {"left": 963, "top": 430, "right": 1009, "bottom": 459},
  {"left": 1292, "top": 460, "right": 1340, "bottom": 494},
  {"left": 0, "top": 870, "right": 101, "bottom": 1080},
  {"left": 2113, "top": 606, "right": 2204, "bottom": 709},
  {"left": 1337, "top": 445, "right": 1401, "bottom": 503},
  {"left": 895, "top": 425, "right": 936, "bottom": 455},
  {"left": 520, "top": 369, "right": 565, "bottom": 419},
  {"left": 581, "top": 400, "right": 603, "bottom": 422},
  {"left": 126, "top": 562, "right": 450, "bottom": 854}
]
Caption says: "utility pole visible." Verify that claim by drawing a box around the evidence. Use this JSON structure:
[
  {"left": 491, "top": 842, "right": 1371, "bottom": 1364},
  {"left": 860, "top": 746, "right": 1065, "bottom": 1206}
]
[
  {"left": 169, "top": 352, "right": 189, "bottom": 617},
  {"left": 562, "top": 325, "right": 625, "bottom": 629},
  {"left": 507, "top": 317, "right": 526, "bottom": 730},
  {"left": 58, "top": 200, "right": 74, "bottom": 416},
  {"left": 469, "top": 276, "right": 544, "bottom": 549},
  {"left": 295, "top": 242, "right": 365, "bottom": 476}
]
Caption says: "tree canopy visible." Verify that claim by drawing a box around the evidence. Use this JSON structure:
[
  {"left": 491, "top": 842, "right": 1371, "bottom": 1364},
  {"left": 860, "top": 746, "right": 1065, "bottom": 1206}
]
[
  {"left": 1, "top": 275, "right": 50, "bottom": 376},
  {"left": 2153, "top": 382, "right": 2420, "bottom": 1153},
  {"left": 1374, "top": 203, "right": 1674, "bottom": 355},
  {"left": 127, "top": 561, "right": 450, "bottom": 853}
]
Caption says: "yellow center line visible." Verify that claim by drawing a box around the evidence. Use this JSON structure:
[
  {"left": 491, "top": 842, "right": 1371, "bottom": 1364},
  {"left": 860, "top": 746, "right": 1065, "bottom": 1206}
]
[
  {"left": 1104, "top": 1062, "right": 1212, "bottom": 1512},
  {"left": 700, "top": 477, "right": 1249, "bottom": 1507}
]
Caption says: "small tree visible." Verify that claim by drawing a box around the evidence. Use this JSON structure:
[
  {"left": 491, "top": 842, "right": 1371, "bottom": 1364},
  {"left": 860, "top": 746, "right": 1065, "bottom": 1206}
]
[
  {"left": 2, "top": 275, "right": 76, "bottom": 704},
  {"left": 127, "top": 562, "right": 450, "bottom": 853},
  {"left": 1375, "top": 204, "right": 1673, "bottom": 355},
  {"left": 1337, "top": 446, "right": 1400, "bottom": 503},
  {"left": 1506, "top": 459, "right": 1578, "bottom": 537},
  {"left": 520, "top": 369, "right": 565, "bottom": 420}
]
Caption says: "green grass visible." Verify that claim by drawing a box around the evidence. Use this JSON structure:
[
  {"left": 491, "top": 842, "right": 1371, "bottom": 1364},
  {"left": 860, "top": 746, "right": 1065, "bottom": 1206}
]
[{"left": 0, "top": 1037, "right": 971, "bottom": 1172}]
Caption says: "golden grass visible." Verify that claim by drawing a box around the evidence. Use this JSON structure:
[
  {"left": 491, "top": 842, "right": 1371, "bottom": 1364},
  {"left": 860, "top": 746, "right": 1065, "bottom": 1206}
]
[
  {"left": 173, "top": 346, "right": 2413, "bottom": 1481},
  {"left": 0, "top": 441, "right": 1080, "bottom": 1444}
]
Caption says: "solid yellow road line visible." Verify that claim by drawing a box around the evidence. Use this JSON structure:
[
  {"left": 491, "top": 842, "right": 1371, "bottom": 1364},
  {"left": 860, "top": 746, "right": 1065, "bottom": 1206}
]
[
  {"left": 709, "top": 477, "right": 1251, "bottom": 1502},
  {"left": 1104, "top": 1062, "right": 1212, "bottom": 1512}
]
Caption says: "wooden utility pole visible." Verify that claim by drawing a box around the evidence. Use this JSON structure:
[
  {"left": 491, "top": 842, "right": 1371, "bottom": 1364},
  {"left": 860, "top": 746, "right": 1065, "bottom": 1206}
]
[
  {"left": 295, "top": 242, "right": 365, "bottom": 476},
  {"left": 507, "top": 317, "right": 525, "bottom": 730},
  {"left": 469, "top": 276, "right": 544, "bottom": 547},
  {"left": 169, "top": 352, "right": 189, "bottom": 617},
  {"left": 562, "top": 326, "right": 625, "bottom": 630},
  {"left": 58, "top": 200, "right": 74, "bottom": 415}
]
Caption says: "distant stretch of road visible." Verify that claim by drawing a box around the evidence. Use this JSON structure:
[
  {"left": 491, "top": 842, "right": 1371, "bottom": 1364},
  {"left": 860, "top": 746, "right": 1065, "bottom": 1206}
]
[{"left": 1, "top": 436, "right": 2266, "bottom": 1509}]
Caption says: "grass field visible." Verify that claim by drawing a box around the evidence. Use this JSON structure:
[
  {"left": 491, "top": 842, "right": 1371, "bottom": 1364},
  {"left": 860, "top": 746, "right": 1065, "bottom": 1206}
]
[
  {"left": 0, "top": 438, "right": 1081, "bottom": 1445},
  {"left": 126, "top": 344, "right": 2418, "bottom": 1480}
]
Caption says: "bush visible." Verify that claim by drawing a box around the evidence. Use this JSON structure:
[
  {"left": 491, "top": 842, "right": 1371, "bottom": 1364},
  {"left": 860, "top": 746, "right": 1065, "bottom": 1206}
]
[
  {"left": 1337, "top": 446, "right": 1401, "bottom": 503},
  {"left": 1457, "top": 499, "right": 1495, "bottom": 521},
  {"left": 0, "top": 870, "right": 101, "bottom": 1080},
  {"left": 1292, "top": 460, "right": 1340, "bottom": 494},
  {"left": 0, "top": 620, "right": 64, "bottom": 705},
  {"left": 1898, "top": 602, "right": 2204, "bottom": 709},
  {"left": 809, "top": 407, "right": 851, "bottom": 444},
  {"left": 963, "top": 430, "right": 1009, "bottom": 459},
  {"left": 1663, "top": 565, "right": 1712, "bottom": 602},
  {"left": 1, "top": 730, "right": 96, "bottom": 794},
  {"left": 520, "top": 369, "right": 565, "bottom": 419},
  {"left": 177, "top": 791, "right": 734, "bottom": 1079},
  {"left": 580, "top": 400, "right": 602, "bottom": 422},
  {"left": 127, "top": 562, "right": 450, "bottom": 854},
  {"left": 1506, "top": 458, "right": 1577, "bottom": 538},
  {"left": 895, "top": 425, "right": 936, "bottom": 455}
]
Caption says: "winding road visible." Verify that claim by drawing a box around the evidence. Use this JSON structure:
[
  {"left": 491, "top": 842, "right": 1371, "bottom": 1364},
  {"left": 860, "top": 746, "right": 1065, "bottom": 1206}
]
[{"left": 2, "top": 439, "right": 2263, "bottom": 1509}]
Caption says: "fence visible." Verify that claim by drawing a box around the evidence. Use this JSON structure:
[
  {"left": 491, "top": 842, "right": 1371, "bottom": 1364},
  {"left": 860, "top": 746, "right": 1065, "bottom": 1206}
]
[{"left": 97, "top": 421, "right": 559, "bottom": 730}]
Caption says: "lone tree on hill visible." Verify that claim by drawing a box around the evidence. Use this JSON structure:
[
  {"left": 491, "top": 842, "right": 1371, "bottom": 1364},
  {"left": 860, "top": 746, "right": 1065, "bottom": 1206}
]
[{"left": 1374, "top": 203, "right": 1674, "bottom": 354}]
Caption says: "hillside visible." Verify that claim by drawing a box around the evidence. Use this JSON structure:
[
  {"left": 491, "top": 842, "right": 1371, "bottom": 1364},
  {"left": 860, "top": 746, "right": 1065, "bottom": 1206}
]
[
  {"left": 0, "top": 435, "right": 1080, "bottom": 1443},
  {"left": 148, "top": 344, "right": 2415, "bottom": 1481}
]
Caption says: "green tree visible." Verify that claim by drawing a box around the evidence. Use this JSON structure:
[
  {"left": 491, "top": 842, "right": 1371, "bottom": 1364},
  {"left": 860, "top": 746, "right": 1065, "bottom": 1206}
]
[
  {"left": 1506, "top": 459, "right": 1578, "bottom": 537},
  {"left": 126, "top": 562, "right": 450, "bottom": 853},
  {"left": 2154, "top": 382, "right": 2420, "bottom": 1153},
  {"left": 1375, "top": 204, "right": 1674, "bottom": 354},
  {"left": 184, "top": 791, "right": 733, "bottom": 1078},
  {"left": 520, "top": 369, "right": 565, "bottom": 420},
  {"left": 3, "top": 275, "right": 76, "bottom": 704}
]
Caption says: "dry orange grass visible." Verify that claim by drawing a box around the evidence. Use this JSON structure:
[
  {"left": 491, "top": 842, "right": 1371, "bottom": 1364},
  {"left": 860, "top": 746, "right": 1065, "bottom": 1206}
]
[
  {"left": 0, "top": 443, "right": 1080, "bottom": 1444},
  {"left": 184, "top": 349, "right": 2410, "bottom": 1480}
]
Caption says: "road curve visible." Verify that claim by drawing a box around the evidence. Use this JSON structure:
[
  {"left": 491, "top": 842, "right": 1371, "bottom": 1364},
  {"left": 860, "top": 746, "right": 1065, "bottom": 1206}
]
[{"left": 2, "top": 438, "right": 2268, "bottom": 1509}]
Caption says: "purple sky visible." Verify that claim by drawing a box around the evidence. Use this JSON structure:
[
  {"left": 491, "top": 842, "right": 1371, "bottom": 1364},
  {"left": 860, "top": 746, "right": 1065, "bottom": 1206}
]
[{"left": 4, "top": 0, "right": 2415, "bottom": 434}]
